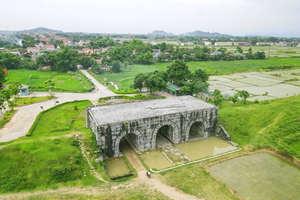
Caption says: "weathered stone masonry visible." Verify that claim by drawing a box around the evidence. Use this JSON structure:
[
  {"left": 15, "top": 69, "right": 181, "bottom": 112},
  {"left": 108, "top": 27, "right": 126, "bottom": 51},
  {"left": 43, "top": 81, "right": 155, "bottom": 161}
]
[{"left": 86, "top": 96, "right": 230, "bottom": 160}]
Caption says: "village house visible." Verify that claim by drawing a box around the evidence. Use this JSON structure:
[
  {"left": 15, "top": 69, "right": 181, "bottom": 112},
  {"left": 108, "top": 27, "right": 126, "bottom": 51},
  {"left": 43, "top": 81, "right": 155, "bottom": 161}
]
[
  {"left": 203, "top": 41, "right": 212, "bottom": 46},
  {"left": 40, "top": 38, "right": 51, "bottom": 43},
  {"left": 82, "top": 48, "right": 92, "bottom": 54},
  {"left": 210, "top": 51, "right": 222, "bottom": 56},
  {"left": 236, "top": 42, "right": 250, "bottom": 46},
  {"left": 215, "top": 42, "right": 236, "bottom": 46},
  {"left": 27, "top": 47, "right": 40, "bottom": 53}
]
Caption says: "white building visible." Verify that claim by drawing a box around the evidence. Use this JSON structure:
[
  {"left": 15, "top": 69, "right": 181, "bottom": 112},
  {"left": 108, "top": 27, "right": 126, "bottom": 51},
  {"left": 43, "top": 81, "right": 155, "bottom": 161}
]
[
  {"left": 27, "top": 47, "right": 40, "bottom": 53},
  {"left": 215, "top": 42, "right": 236, "bottom": 46},
  {"left": 203, "top": 41, "right": 212, "bottom": 46}
]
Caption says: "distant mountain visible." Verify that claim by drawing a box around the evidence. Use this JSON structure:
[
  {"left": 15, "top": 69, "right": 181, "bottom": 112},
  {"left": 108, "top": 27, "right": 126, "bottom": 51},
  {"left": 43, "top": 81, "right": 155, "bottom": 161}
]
[
  {"left": 23, "top": 27, "right": 63, "bottom": 33},
  {"left": 149, "top": 30, "right": 174, "bottom": 36},
  {"left": 181, "top": 30, "right": 232, "bottom": 37}
]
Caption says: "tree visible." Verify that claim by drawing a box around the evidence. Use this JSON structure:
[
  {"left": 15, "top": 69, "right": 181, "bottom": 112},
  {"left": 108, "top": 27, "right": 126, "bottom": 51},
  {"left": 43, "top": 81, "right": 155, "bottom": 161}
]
[
  {"left": 213, "top": 89, "right": 223, "bottom": 106},
  {"left": 236, "top": 46, "right": 243, "bottom": 54},
  {"left": 111, "top": 61, "right": 121, "bottom": 73},
  {"left": 218, "top": 47, "right": 227, "bottom": 54},
  {"left": 0, "top": 69, "right": 6, "bottom": 88},
  {"left": 0, "top": 52, "right": 20, "bottom": 69},
  {"left": 132, "top": 73, "right": 145, "bottom": 92},
  {"left": 144, "top": 73, "right": 167, "bottom": 94},
  {"left": 8, "top": 82, "right": 20, "bottom": 104},
  {"left": 237, "top": 90, "right": 249, "bottom": 104},
  {"left": 228, "top": 95, "right": 238, "bottom": 106},
  {"left": 160, "top": 42, "right": 167, "bottom": 52},
  {"left": 254, "top": 51, "right": 266, "bottom": 59},
  {"left": 55, "top": 46, "right": 78, "bottom": 72},
  {"left": 166, "top": 60, "right": 190, "bottom": 86},
  {"left": 1, "top": 89, "right": 12, "bottom": 110},
  {"left": 78, "top": 56, "right": 97, "bottom": 69},
  {"left": 44, "top": 80, "right": 55, "bottom": 97}
]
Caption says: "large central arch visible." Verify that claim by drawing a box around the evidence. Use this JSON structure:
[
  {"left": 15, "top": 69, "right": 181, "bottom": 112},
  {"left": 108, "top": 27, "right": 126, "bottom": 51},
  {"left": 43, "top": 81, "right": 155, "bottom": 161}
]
[{"left": 151, "top": 121, "right": 180, "bottom": 149}]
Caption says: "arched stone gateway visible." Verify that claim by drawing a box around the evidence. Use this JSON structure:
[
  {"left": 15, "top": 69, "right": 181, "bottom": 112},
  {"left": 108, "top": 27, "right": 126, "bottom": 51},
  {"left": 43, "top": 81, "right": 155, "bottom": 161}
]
[{"left": 86, "top": 96, "right": 231, "bottom": 160}]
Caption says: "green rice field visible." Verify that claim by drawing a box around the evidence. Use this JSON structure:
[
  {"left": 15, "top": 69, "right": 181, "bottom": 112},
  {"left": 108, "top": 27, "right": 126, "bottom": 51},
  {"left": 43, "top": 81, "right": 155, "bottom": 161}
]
[{"left": 209, "top": 152, "right": 300, "bottom": 200}]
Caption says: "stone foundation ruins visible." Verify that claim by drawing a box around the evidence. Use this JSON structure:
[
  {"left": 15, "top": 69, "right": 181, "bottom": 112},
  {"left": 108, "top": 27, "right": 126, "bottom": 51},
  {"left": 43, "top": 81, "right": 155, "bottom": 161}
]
[{"left": 86, "top": 96, "right": 230, "bottom": 159}]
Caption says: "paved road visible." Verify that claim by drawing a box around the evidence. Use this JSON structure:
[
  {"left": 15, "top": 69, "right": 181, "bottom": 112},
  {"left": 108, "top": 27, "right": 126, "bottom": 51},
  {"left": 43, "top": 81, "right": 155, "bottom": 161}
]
[{"left": 0, "top": 70, "right": 115, "bottom": 142}]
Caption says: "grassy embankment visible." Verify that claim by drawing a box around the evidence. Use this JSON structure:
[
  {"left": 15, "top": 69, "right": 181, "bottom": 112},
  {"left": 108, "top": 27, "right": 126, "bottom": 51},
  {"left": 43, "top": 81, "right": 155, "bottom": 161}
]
[
  {"left": 6, "top": 70, "right": 93, "bottom": 93},
  {"left": 0, "top": 110, "right": 17, "bottom": 128},
  {"left": 156, "top": 95, "right": 300, "bottom": 199},
  {"left": 98, "top": 57, "right": 300, "bottom": 91}
]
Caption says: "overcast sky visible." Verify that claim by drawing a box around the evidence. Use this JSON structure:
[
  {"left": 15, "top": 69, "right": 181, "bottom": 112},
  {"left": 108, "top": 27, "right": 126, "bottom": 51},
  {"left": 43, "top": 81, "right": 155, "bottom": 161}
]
[{"left": 1, "top": 0, "right": 299, "bottom": 37}]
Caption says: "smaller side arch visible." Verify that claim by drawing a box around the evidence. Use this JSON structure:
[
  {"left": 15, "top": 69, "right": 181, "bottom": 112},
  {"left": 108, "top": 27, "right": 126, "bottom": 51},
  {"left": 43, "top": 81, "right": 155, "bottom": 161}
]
[
  {"left": 113, "top": 130, "right": 144, "bottom": 157},
  {"left": 185, "top": 119, "right": 208, "bottom": 142}
]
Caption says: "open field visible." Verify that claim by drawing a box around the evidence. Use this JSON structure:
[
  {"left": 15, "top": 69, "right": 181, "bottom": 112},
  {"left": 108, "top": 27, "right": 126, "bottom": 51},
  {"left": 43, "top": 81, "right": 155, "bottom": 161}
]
[
  {"left": 209, "top": 152, "right": 300, "bottom": 200},
  {"left": 97, "top": 57, "right": 300, "bottom": 92},
  {"left": 6, "top": 70, "right": 93, "bottom": 93}
]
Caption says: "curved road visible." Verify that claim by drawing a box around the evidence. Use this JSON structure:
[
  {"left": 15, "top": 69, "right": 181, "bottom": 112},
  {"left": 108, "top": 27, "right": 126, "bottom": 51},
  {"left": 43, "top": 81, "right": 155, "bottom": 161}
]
[{"left": 0, "top": 70, "right": 115, "bottom": 142}]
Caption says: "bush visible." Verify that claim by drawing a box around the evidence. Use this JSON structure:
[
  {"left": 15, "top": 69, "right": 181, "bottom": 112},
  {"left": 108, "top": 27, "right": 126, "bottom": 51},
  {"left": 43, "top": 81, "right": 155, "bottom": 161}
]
[{"left": 254, "top": 99, "right": 259, "bottom": 104}]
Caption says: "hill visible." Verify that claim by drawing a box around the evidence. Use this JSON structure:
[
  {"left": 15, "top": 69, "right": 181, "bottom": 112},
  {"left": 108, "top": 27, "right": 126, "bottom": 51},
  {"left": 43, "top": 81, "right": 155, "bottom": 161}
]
[
  {"left": 149, "top": 30, "right": 174, "bottom": 36},
  {"left": 23, "top": 27, "right": 63, "bottom": 33},
  {"left": 181, "top": 30, "right": 232, "bottom": 37}
]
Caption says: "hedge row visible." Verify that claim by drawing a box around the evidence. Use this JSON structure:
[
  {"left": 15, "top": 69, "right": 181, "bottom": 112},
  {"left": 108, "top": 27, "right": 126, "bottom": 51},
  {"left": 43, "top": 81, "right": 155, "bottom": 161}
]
[{"left": 26, "top": 100, "right": 90, "bottom": 137}]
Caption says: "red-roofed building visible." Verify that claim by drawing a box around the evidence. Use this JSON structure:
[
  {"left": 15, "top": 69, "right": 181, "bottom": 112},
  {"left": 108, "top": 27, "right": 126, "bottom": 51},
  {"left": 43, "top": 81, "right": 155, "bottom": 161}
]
[
  {"left": 40, "top": 38, "right": 51, "bottom": 43},
  {"left": 152, "top": 49, "right": 161, "bottom": 53},
  {"left": 82, "top": 48, "right": 92, "bottom": 53},
  {"left": 236, "top": 42, "right": 250, "bottom": 46},
  {"left": 164, "top": 52, "right": 170, "bottom": 55},
  {"left": 27, "top": 47, "right": 39, "bottom": 53},
  {"left": 95, "top": 59, "right": 102, "bottom": 64}
]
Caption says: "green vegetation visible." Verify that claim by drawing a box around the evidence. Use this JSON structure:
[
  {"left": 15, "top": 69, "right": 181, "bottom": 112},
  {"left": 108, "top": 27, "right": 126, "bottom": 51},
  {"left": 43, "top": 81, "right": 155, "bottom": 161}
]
[
  {"left": 219, "top": 95, "right": 300, "bottom": 159},
  {"left": 14, "top": 96, "right": 54, "bottom": 106},
  {"left": 6, "top": 69, "right": 93, "bottom": 93},
  {"left": 97, "top": 57, "right": 300, "bottom": 91},
  {"left": 0, "top": 110, "right": 17, "bottom": 128},
  {"left": 0, "top": 136, "right": 101, "bottom": 193},
  {"left": 98, "top": 94, "right": 166, "bottom": 104},
  {"left": 157, "top": 163, "right": 238, "bottom": 200}
]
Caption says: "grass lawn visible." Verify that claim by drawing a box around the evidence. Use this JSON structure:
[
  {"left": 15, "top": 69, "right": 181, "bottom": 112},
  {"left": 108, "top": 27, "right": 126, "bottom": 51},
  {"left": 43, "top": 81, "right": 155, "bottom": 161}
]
[
  {"left": 31, "top": 100, "right": 93, "bottom": 138},
  {"left": 218, "top": 95, "right": 300, "bottom": 159},
  {"left": 6, "top": 70, "right": 93, "bottom": 93},
  {"left": 98, "top": 57, "right": 300, "bottom": 91},
  {"left": 0, "top": 110, "right": 17, "bottom": 128},
  {"left": 14, "top": 96, "right": 54, "bottom": 106},
  {"left": 157, "top": 163, "right": 239, "bottom": 200}
]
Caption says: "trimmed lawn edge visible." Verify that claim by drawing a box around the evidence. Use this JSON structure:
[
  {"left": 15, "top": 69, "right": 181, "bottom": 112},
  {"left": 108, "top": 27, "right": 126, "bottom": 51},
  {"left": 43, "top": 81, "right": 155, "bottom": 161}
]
[
  {"left": 14, "top": 97, "right": 57, "bottom": 107},
  {"left": 0, "top": 110, "right": 18, "bottom": 129}
]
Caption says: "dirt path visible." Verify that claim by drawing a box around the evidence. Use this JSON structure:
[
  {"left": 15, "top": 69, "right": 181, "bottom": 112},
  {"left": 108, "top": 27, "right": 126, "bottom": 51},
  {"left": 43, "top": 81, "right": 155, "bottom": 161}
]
[
  {"left": 120, "top": 140, "right": 199, "bottom": 200},
  {"left": 258, "top": 110, "right": 285, "bottom": 134}
]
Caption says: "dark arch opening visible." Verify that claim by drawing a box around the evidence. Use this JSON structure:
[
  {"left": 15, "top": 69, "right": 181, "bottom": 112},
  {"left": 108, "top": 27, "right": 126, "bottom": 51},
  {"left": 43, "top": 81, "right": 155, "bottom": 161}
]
[
  {"left": 118, "top": 133, "right": 143, "bottom": 157},
  {"left": 189, "top": 122, "right": 204, "bottom": 141},
  {"left": 156, "top": 125, "right": 174, "bottom": 148}
]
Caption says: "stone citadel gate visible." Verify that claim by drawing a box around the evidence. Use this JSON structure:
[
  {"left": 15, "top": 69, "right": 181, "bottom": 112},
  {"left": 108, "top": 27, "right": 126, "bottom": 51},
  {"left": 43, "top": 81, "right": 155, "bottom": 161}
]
[{"left": 86, "top": 96, "right": 230, "bottom": 159}]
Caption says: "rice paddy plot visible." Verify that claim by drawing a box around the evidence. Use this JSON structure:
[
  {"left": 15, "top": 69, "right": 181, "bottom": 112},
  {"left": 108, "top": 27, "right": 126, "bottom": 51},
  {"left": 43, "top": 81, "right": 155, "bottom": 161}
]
[
  {"left": 209, "top": 152, "right": 300, "bottom": 200},
  {"left": 209, "top": 76, "right": 233, "bottom": 83},
  {"left": 244, "top": 74, "right": 282, "bottom": 83},
  {"left": 223, "top": 81, "right": 255, "bottom": 88},
  {"left": 104, "top": 157, "right": 131, "bottom": 178},
  {"left": 222, "top": 74, "right": 246, "bottom": 80},
  {"left": 208, "top": 85, "right": 233, "bottom": 93},
  {"left": 175, "top": 137, "right": 236, "bottom": 161},
  {"left": 238, "top": 77, "right": 278, "bottom": 87},
  {"left": 237, "top": 84, "right": 300, "bottom": 98},
  {"left": 140, "top": 150, "right": 174, "bottom": 170}
]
